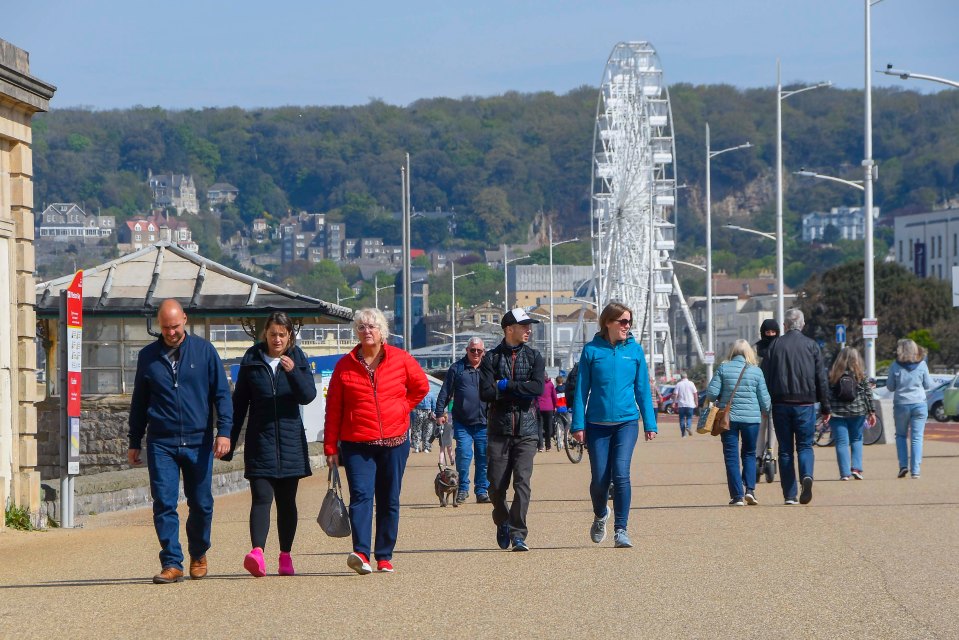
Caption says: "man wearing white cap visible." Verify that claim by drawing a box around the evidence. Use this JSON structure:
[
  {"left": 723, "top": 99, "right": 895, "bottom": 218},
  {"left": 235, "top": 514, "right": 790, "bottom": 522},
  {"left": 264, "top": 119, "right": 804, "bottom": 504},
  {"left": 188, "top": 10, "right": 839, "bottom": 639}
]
[{"left": 479, "top": 308, "right": 545, "bottom": 552}]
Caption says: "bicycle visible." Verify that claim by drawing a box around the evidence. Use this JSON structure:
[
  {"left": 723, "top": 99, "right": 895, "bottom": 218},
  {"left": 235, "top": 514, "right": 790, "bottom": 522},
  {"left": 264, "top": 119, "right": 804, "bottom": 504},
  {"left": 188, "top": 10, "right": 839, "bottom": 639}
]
[
  {"left": 813, "top": 416, "right": 835, "bottom": 447},
  {"left": 563, "top": 428, "right": 584, "bottom": 464},
  {"left": 815, "top": 414, "right": 883, "bottom": 447}
]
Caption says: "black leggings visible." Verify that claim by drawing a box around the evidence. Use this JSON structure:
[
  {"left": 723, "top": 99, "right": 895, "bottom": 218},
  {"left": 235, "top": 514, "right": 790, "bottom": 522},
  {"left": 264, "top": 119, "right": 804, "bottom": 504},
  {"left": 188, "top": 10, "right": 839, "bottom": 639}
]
[
  {"left": 249, "top": 477, "right": 300, "bottom": 552},
  {"left": 538, "top": 410, "right": 555, "bottom": 450}
]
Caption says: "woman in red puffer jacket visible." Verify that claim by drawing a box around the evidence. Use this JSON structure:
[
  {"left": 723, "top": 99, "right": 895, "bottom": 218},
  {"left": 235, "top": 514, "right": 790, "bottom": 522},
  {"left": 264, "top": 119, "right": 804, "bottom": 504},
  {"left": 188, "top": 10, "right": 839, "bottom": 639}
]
[{"left": 324, "top": 307, "right": 429, "bottom": 575}]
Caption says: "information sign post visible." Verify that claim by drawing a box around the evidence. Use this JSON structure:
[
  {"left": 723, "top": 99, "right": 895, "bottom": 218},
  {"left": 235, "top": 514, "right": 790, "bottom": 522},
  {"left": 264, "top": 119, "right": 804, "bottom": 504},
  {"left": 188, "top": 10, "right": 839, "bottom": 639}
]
[{"left": 59, "top": 271, "right": 82, "bottom": 528}]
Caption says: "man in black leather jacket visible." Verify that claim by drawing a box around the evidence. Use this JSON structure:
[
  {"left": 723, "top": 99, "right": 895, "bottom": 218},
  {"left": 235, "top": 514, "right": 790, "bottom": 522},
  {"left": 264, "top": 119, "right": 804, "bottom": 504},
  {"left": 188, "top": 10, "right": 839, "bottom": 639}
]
[
  {"left": 479, "top": 308, "right": 545, "bottom": 552},
  {"left": 762, "top": 308, "right": 831, "bottom": 506}
]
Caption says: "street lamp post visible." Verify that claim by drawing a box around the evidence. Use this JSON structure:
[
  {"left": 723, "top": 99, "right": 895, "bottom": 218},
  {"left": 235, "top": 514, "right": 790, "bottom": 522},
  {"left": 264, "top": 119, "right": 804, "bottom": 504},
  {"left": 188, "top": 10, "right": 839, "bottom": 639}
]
[
  {"left": 374, "top": 274, "right": 394, "bottom": 309},
  {"left": 793, "top": 170, "right": 864, "bottom": 192},
  {"left": 548, "top": 224, "right": 579, "bottom": 368},
  {"left": 706, "top": 122, "right": 751, "bottom": 381},
  {"left": 776, "top": 59, "right": 831, "bottom": 331},
  {"left": 451, "top": 261, "right": 475, "bottom": 363},
  {"left": 725, "top": 224, "right": 776, "bottom": 241},
  {"left": 882, "top": 64, "right": 959, "bottom": 90}
]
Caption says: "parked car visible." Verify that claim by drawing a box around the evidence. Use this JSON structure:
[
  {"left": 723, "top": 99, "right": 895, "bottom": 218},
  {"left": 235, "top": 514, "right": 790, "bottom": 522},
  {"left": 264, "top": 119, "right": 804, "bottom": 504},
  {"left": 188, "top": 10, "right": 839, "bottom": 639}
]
[
  {"left": 936, "top": 375, "right": 959, "bottom": 422},
  {"left": 658, "top": 385, "right": 676, "bottom": 414}
]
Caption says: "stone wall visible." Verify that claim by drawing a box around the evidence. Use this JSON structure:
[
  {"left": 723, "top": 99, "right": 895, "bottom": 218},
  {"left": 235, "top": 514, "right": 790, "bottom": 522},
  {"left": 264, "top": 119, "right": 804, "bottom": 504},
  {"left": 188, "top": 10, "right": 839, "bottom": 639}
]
[{"left": 36, "top": 395, "right": 132, "bottom": 479}]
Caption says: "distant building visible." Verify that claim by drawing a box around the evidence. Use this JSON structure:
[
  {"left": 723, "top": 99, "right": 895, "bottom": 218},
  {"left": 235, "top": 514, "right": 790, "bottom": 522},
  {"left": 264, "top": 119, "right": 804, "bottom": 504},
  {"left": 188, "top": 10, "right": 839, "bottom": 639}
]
[
  {"left": 894, "top": 207, "right": 959, "bottom": 282},
  {"left": 251, "top": 218, "right": 270, "bottom": 243},
  {"left": 35, "top": 203, "right": 114, "bottom": 243},
  {"left": 802, "top": 206, "right": 878, "bottom": 243},
  {"left": 509, "top": 264, "right": 594, "bottom": 308},
  {"left": 117, "top": 218, "right": 159, "bottom": 252},
  {"left": 155, "top": 216, "right": 198, "bottom": 253},
  {"left": 711, "top": 271, "right": 791, "bottom": 297},
  {"left": 206, "top": 182, "right": 239, "bottom": 208},
  {"left": 148, "top": 171, "right": 199, "bottom": 215}
]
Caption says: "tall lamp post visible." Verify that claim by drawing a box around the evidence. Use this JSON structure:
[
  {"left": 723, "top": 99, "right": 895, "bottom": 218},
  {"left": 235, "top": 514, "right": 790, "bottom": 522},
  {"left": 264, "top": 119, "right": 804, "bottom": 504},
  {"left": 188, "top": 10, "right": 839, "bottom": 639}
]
[
  {"left": 374, "top": 274, "right": 394, "bottom": 309},
  {"left": 705, "top": 122, "right": 751, "bottom": 381},
  {"left": 776, "top": 59, "right": 831, "bottom": 331},
  {"left": 882, "top": 64, "right": 959, "bottom": 89},
  {"left": 335, "top": 290, "right": 357, "bottom": 346},
  {"left": 450, "top": 262, "right": 475, "bottom": 363},
  {"left": 548, "top": 224, "right": 579, "bottom": 368}
]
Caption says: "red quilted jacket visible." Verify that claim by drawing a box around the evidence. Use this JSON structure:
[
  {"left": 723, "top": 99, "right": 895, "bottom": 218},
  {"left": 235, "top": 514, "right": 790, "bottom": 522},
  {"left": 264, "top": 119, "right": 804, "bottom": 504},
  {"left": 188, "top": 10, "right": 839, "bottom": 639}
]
[{"left": 324, "top": 344, "right": 429, "bottom": 455}]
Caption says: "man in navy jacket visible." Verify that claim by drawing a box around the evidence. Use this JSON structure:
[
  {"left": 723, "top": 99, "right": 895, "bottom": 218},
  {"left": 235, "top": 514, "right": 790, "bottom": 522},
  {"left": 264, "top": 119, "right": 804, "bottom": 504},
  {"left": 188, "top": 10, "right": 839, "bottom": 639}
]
[{"left": 128, "top": 299, "right": 233, "bottom": 584}]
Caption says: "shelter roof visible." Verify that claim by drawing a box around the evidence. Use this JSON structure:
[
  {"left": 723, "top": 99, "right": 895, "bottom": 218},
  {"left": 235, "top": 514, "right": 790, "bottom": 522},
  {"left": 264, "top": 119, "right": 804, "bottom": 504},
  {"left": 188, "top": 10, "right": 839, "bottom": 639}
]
[{"left": 35, "top": 241, "right": 353, "bottom": 323}]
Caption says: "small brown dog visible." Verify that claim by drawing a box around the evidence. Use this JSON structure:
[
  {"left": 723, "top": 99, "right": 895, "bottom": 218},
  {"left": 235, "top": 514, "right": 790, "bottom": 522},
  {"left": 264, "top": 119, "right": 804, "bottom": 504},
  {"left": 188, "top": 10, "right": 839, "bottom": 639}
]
[{"left": 434, "top": 464, "right": 459, "bottom": 507}]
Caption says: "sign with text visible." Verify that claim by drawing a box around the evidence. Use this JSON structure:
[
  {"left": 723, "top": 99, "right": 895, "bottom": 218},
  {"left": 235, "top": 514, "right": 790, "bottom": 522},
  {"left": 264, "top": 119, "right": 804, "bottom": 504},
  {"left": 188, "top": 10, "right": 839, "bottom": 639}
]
[
  {"left": 862, "top": 318, "right": 878, "bottom": 339},
  {"left": 64, "top": 271, "right": 82, "bottom": 475},
  {"left": 703, "top": 351, "right": 715, "bottom": 365}
]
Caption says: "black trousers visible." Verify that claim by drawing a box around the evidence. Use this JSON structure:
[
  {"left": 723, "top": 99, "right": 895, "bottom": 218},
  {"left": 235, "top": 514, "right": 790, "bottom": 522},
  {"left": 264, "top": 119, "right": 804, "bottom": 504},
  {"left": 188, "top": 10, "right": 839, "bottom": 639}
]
[
  {"left": 538, "top": 410, "right": 555, "bottom": 450},
  {"left": 486, "top": 433, "right": 537, "bottom": 541},
  {"left": 249, "top": 477, "right": 300, "bottom": 552}
]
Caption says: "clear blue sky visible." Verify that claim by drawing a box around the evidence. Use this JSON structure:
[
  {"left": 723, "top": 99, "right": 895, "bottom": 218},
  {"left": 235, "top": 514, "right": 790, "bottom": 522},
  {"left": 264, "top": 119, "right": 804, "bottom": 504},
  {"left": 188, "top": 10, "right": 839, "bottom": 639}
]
[{"left": 7, "top": 0, "right": 958, "bottom": 110}]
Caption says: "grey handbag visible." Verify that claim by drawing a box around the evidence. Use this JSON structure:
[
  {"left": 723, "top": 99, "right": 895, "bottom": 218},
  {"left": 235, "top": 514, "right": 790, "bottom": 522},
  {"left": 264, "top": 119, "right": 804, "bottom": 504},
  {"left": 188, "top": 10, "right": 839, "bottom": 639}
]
[{"left": 317, "top": 465, "right": 351, "bottom": 538}]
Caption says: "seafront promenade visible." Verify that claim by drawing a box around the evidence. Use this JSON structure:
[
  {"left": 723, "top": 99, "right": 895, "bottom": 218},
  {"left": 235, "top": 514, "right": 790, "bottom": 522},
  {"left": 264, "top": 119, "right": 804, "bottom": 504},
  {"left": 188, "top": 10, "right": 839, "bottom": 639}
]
[{"left": 2, "top": 419, "right": 957, "bottom": 639}]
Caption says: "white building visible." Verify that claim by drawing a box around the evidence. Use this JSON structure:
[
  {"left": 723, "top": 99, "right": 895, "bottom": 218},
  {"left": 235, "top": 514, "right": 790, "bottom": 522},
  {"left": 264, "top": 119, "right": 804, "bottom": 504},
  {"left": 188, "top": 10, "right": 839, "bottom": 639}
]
[
  {"left": 802, "top": 206, "right": 879, "bottom": 243},
  {"left": 893, "top": 208, "right": 959, "bottom": 282}
]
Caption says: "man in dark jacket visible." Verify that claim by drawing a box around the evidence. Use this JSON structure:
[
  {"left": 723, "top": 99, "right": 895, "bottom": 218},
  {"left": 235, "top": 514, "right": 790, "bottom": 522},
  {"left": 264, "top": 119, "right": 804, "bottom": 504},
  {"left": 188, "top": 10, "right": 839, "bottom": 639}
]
[
  {"left": 128, "top": 299, "right": 233, "bottom": 584},
  {"left": 762, "top": 308, "right": 830, "bottom": 506},
  {"left": 479, "top": 308, "right": 545, "bottom": 552},
  {"left": 436, "top": 336, "right": 490, "bottom": 504}
]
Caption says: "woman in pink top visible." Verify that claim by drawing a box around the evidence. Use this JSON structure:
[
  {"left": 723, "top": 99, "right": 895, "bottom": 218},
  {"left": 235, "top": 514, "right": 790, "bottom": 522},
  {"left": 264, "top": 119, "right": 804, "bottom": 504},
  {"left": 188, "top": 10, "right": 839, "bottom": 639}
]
[{"left": 536, "top": 378, "right": 558, "bottom": 451}]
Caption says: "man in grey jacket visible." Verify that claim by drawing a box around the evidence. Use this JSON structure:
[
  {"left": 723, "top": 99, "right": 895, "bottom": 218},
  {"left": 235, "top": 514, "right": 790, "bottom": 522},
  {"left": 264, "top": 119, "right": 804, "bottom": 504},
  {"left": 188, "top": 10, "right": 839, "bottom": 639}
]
[
  {"left": 479, "top": 308, "right": 545, "bottom": 552},
  {"left": 762, "top": 308, "right": 830, "bottom": 505}
]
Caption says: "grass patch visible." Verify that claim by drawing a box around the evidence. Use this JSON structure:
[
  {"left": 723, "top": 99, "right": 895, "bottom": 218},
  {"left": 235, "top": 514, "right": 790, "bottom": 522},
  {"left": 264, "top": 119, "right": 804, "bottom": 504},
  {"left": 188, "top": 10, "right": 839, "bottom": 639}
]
[{"left": 4, "top": 503, "right": 35, "bottom": 531}]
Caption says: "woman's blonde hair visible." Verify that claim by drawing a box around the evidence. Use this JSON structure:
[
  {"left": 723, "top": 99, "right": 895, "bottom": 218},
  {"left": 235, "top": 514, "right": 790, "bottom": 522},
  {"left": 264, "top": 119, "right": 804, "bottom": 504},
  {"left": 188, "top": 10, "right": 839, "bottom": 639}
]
[
  {"left": 726, "top": 339, "right": 758, "bottom": 366},
  {"left": 598, "top": 301, "right": 633, "bottom": 341},
  {"left": 896, "top": 338, "right": 923, "bottom": 363},
  {"left": 352, "top": 307, "right": 390, "bottom": 344},
  {"left": 829, "top": 346, "right": 865, "bottom": 384}
]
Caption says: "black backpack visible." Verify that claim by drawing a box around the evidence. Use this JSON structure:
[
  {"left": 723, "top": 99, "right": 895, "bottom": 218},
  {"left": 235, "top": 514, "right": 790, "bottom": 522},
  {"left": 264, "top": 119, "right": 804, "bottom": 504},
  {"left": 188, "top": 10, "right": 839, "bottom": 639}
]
[{"left": 833, "top": 372, "right": 857, "bottom": 402}]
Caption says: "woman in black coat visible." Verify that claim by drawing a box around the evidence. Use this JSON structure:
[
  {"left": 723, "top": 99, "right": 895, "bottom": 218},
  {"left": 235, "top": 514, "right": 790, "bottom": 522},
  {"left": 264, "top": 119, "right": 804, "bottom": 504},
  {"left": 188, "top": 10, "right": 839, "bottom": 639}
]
[{"left": 229, "top": 312, "right": 317, "bottom": 577}]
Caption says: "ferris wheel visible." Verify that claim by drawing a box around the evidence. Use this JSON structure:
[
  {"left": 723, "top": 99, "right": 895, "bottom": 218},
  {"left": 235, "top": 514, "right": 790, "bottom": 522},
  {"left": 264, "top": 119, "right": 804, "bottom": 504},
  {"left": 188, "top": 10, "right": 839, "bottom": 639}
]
[{"left": 590, "top": 41, "right": 702, "bottom": 378}]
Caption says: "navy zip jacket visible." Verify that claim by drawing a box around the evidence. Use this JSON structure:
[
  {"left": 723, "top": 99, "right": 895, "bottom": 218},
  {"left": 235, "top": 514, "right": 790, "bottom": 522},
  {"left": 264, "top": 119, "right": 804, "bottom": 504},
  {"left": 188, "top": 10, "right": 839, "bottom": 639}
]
[
  {"left": 226, "top": 344, "right": 316, "bottom": 478},
  {"left": 128, "top": 333, "right": 233, "bottom": 449},
  {"left": 435, "top": 357, "right": 487, "bottom": 426}
]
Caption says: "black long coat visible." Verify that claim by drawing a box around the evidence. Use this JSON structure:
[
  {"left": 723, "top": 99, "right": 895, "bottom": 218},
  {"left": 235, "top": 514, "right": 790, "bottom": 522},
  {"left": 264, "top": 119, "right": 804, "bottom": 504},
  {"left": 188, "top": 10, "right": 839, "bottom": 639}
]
[{"left": 228, "top": 344, "right": 317, "bottom": 479}]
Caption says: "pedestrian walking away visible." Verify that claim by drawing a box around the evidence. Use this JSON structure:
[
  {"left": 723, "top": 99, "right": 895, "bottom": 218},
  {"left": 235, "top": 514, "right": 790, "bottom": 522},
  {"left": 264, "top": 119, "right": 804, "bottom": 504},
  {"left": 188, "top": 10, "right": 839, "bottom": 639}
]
[
  {"left": 127, "top": 299, "right": 234, "bottom": 584},
  {"left": 435, "top": 337, "right": 490, "bottom": 504},
  {"left": 827, "top": 346, "right": 875, "bottom": 481},
  {"left": 886, "top": 338, "right": 935, "bottom": 479},
  {"left": 674, "top": 373, "right": 698, "bottom": 437},
  {"left": 410, "top": 391, "right": 436, "bottom": 453},
  {"left": 536, "top": 375, "right": 558, "bottom": 451},
  {"left": 324, "top": 308, "right": 430, "bottom": 575},
  {"left": 226, "top": 312, "right": 317, "bottom": 577},
  {"left": 570, "top": 302, "right": 657, "bottom": 549},
  {"left": 479, "top": 308, "right": 546, "bottom": 552},
  {"left": 754, "top": 319, "right": 780, "bottom": 463},
  {"left": 553, "top": 373, "right": 570, "bottom": 450},
  {"left": 705, "top": 340, "right": 770, "bottom": 506},
  {"left": 761, "top": 308, "right": 830, "bottom": 505}
]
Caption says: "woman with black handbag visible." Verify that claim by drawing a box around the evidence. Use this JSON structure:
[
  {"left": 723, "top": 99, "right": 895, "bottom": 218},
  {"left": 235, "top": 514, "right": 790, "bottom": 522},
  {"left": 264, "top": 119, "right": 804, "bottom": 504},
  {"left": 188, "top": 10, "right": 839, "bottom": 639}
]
[
  {"left": 705, "top": 340, "right": 771, "bottom": 506},
  {"left": 228, "top": 312, "right": 317, "bottom": 577}
]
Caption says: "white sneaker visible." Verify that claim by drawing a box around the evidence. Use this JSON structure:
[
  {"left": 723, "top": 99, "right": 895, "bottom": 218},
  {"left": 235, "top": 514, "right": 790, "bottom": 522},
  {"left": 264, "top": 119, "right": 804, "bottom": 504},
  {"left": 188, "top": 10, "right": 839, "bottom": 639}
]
[
  {"left": 744, "top": 493, "right": 758, "bottom": 505},
  {"left": 729, "top": 498, "right": 745, "bottom": 506},
  {"left": 589, "top": 508, "right": 609, "bottom": 543}
]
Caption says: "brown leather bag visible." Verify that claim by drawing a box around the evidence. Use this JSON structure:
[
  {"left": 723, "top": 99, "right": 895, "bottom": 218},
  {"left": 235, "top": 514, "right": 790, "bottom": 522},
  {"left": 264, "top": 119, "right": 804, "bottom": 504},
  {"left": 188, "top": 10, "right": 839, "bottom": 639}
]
[{"left": 712, "top": 364, "right": 748, "bottom": 436}]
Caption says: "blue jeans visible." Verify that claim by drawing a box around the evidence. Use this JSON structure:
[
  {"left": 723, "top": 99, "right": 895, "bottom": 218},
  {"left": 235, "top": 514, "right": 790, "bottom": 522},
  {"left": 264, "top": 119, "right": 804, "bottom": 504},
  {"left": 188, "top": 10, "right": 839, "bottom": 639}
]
[
  {"left": 893, "top": 403, "right": 927, "bottom": 476},
  {"left": 340, "top": 438, "right": 410, "bottom": 561},
  {"left": 830, "top": 415, "right": 865, "bottom": 478},
  {"left": 772, "top": 404, "right": 817, "bottom": 500},
  {"left": 453, "top": 422, "right": 489, "bottom": 495},
  {"left": 146, "top": 440, "right": 215, "bottom": 570},
  {"left": 585, "top": 420, "right": 639, "bottom": 531},
  {"left": 720, "top": 422, "right": 759, "bottom": 499},
  {"left": 678, "top": 407, "right": 695, "bottom": 434}
]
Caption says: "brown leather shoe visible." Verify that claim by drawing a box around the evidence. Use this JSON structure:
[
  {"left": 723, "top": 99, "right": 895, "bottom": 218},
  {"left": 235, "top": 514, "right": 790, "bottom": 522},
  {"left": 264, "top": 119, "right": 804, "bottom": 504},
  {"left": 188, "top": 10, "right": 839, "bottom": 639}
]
[
  {"left": 189, "top": 555, "right": 208, "bottom": 579},
  {"left": 153, "top": 567, "right": 184, "bottom": 584}
]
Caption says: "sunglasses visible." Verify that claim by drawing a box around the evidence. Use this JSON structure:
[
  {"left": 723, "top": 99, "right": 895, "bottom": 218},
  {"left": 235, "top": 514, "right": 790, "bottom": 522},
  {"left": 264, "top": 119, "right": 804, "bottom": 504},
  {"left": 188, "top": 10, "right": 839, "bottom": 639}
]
[
  {"left": 468, "top": 348, "right": 485, "bottom": 354},
  {"left": 612, "top": 318, "right": 632, "bottom": 327}
]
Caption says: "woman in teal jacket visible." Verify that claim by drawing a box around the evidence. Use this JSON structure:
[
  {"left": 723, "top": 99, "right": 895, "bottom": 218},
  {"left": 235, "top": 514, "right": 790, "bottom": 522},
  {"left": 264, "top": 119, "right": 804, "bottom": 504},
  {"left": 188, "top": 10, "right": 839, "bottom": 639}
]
[
  {"left": 570, "top": 302, "right": 657, "bottom": 549},
  {"left": 706, "top": 339, "right": 771, "bottom": 506}
]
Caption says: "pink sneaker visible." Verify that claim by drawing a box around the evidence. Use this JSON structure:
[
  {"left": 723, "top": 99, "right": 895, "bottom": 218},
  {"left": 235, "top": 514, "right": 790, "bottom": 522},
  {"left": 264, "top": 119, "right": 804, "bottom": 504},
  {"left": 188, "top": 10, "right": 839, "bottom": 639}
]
[
  {"left": 243, "top": 547, "right": 266, "bottom": 577},
  {"left": 278, "top": 552, "right": 295, "bottom": 576}
]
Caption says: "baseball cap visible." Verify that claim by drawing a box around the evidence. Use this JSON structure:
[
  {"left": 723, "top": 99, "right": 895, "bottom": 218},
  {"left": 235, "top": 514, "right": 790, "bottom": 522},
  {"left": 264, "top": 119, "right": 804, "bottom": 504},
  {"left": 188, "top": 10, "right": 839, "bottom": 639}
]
[{"left": 501, "top": 307, "right": 540, "bottom": 328}]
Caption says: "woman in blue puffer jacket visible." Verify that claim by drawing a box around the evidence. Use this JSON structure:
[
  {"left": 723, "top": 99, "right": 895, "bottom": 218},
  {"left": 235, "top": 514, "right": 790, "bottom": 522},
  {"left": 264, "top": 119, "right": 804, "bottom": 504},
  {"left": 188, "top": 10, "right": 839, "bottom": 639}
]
[
  {"left": 886, "top": 338, "right": 935, "bottom": 479},
  {"left": 706, "top": 339, "right": 771, "bottom": 506},
  {"left": 570, "top": 302, "right": 657, "bottom": 550}
]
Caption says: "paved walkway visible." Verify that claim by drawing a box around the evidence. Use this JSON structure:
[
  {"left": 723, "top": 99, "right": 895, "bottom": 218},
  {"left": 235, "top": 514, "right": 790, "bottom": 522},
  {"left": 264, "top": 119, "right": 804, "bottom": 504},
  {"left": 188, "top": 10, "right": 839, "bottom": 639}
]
[{"left": 2, "top": 418, "right": 958, "bottom": 639}]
